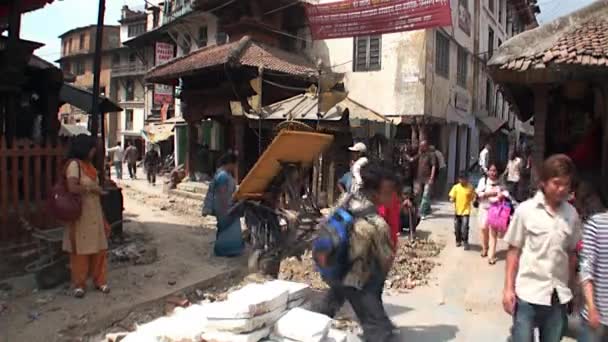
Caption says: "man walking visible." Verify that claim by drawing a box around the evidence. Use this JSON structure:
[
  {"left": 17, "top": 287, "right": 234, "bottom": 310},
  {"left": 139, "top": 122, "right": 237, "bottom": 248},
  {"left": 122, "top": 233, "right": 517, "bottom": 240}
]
[
  {"left": 107, "top": 142, "right": 124, "bottom": 180},
  {"left": 348, "top": 142, "right": 369, "bottom": 194},
  {"left": 415, "top": 140, "right": 437, "bottom": 220},
  {"left": 502, "top": 154, "right": 581, "bottom": 342},
  {"left": 479, "top": 143, "right": 491, "bottom": 175},
  {"left": 431, "top": 145, "right": 447, "bottom": 196},
  {"left": 316, "top": 161, "right": 398, "bottom": 342},
  {"left": 124, "top": 142, "right": 139, "bottom": 179},
  {"left": 144, "top": 146, "right": 161, "bottom": 185}
]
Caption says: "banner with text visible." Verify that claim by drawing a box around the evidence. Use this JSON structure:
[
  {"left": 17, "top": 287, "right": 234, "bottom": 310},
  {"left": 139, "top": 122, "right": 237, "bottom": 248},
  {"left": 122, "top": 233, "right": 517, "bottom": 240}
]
[
  {"left": 154, "top": 42, "right": 175, "bottom": 106},
  {"left": 306, "top": 0, "right": 452, "bottom": 40}
]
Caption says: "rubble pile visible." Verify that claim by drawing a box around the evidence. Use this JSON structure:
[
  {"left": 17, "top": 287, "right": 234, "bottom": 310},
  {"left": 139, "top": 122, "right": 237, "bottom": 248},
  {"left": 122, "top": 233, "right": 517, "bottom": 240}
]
[
  {"left": 109, "top": 280, "right": 348, "bottom": 342},
  {"left": 279, "top": 238, "right": 443, "bottom": 292}
]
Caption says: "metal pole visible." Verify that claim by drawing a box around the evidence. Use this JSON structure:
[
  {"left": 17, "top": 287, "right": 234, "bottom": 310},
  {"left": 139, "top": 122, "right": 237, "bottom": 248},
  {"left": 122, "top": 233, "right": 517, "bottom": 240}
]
[{"left": 91, "top": 0, "right": 106, "bottom": 185}]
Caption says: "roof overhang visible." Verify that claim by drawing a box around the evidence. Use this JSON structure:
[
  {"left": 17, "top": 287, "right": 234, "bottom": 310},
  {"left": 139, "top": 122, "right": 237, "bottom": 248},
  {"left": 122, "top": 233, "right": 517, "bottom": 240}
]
[{"left": 59, "top": 84, "right": 122, "bottom": 114}]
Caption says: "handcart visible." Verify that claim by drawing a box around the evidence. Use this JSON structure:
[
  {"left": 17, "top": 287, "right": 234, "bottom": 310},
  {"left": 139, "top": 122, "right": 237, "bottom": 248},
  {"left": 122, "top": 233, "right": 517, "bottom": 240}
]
[{"left": 233, "top": 129, "right": 334, "bottom": 277}]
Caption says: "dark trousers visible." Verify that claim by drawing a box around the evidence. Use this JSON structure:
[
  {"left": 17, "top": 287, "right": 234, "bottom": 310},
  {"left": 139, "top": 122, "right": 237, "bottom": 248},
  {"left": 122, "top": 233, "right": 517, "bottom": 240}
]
[
  {"left": 510, "top": 292, "right": 568, "bottom": 342},
  {"left": 507, "top": 181, "right": 520, "bottom": 202},
  {"left": 127, "top": 162, "right": 137, "bottom": 179},
  {"left": 147, "top": 169, "right": 157, "bottom": 184},
  {"left": 454, "top": 215, "right": 470, "bottom": 244},
  {"left": 317, "top": 275, "right": 397, "bottom": 342}
]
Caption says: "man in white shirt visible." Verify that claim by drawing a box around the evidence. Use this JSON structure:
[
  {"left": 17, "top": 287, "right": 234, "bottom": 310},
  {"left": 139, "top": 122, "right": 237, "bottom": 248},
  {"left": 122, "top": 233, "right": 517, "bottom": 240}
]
[
  {"left": 348, "top": 142, "right": 368, "bottom": 193},
  {"left": 479, "top": 143, "right": 491, "bottom": 175},
  {"left": 106, "top": 142, "right": 124, "bottom": 180}
]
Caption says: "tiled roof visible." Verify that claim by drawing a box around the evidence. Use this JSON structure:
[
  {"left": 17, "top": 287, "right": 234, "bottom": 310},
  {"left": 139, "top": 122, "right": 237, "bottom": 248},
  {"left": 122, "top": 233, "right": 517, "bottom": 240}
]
[
  {"left": 146, "top": 36, "right": 317, "bottom": 84},
  {"left": 498, "top": 18, "right": 608, "bottom": 71}
]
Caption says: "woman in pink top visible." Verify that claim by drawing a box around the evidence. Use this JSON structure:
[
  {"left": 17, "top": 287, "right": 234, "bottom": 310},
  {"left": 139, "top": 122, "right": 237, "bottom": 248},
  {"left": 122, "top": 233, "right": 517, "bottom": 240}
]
[{"left": 476, "top": 163, "right": 509, "bottom": 265}]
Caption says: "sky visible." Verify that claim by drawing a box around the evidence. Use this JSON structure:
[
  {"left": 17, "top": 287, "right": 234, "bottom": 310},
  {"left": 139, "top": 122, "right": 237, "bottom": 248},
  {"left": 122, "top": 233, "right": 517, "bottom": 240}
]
[{"left": 20, "top": 0, "right": 601, "bottom": 63}]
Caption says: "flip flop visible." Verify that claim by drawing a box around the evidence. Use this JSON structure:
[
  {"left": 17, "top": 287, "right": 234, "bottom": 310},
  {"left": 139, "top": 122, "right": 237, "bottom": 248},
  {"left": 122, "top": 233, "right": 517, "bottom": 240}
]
[
  {"left": 73, "top": 288, "right": 85, "bottom": 298},
  {"left": 488, "top": 258, "right": 497, "bottom": 265},
  {"left": 97, "top": 285, "right": 110, "bottom": 294}
]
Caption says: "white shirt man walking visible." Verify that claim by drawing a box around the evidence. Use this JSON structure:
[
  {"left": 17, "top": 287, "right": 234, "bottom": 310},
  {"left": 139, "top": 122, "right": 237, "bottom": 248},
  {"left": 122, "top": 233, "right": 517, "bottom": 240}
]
[
  {"left": 479, "top": 143, "right": 491, "bottom": 175},
  {"left": 107, "top": 142, "right": 124, "bottom": 180},
  {"left": 348, "top": 142, "right": 368, "bottom": 194}
]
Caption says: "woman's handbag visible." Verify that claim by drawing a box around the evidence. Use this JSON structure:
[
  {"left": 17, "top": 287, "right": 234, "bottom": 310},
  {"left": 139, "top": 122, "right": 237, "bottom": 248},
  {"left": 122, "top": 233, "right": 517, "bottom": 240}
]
[
  {"left": 486, "top": 200, "right": 512, "bottom": 233},
  {"left": 47, "top": 160, "right": 82, "bottom": 222}
]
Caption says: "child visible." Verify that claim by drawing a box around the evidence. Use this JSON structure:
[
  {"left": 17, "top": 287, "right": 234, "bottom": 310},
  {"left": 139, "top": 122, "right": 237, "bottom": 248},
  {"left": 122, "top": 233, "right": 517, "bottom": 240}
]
[{"left": 448, "top": 171, "right": 476, "bottom": 250}]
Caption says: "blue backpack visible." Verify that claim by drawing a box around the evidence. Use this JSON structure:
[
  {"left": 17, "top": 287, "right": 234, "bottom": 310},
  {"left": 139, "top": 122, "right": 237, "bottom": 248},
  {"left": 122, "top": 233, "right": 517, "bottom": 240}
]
[{"left": 312, "top": 207, "right": 355, "bottom": 283}]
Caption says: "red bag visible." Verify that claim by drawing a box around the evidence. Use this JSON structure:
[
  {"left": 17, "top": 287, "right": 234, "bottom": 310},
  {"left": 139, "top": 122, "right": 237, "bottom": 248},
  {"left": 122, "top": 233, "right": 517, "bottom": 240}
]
[{"left": 47, "top": 160, "right": 82, "bottom": 222}]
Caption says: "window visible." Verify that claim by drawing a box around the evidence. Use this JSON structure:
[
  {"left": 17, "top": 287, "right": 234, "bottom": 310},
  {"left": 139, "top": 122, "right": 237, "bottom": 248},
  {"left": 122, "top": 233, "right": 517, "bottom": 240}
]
[
  {"left": 75, "top": 61, "right": 85, "bottom": 75},
  {"left": 68, "top": 38, "right": 73, "bottom": 53},
  {"left": 112, "top": 54, "right": 120, "bottom": 65},
  {"left": 79, "top": 34, "right": 85, "bottom": 50},
  {"left": 435, "top": 32, "right": 450, "bottom": 78},
  {"left": 128, "top": 23, "right": 145, "bottom": 37},
  {"left": 153, "top": 11, "right": 159, "bottom": 28},
  {"left": 129, "top": 53, "right": 137, "bottom": 63},
  {"left": 488, "top": 0, "right": 494, "bottom": 13},
  {"left": 498, "top": 0, "right": 504, "bottom": 24},
  {"left": 198, "top": 26, "right": 208, "bottom": 47},
  {"left": 125, "top": 79, "right": 134, "bottom": 101},
  {"left": 457, "top": 46, "right": 468, "bottom": 87},
  {"left": 353, "top": 35, "right": 382, "bottom": 72},
  {"left": 488, "top": 27, "right": 495, "bottom": 59},
  {"left": 125, "top": 109, "right": 134, "bottom": 131},
  {"left": 498, "top": 39, "right": 503, "bottom": 47},
  {"left": 486, "top": 79, "right": 494, "bottom": 113},
  {"left": 216, "top": 31, "right": 228, "bottom": 45}
]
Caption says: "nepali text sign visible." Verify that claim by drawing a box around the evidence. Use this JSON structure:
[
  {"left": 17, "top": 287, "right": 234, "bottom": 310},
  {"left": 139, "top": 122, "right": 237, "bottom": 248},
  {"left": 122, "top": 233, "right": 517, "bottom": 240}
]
[
  {"left": 306, "top": 0, "right": 452, "bottom": 40},
  {"left": 154, "top": 42, "right": 175, "bottom": 106}
]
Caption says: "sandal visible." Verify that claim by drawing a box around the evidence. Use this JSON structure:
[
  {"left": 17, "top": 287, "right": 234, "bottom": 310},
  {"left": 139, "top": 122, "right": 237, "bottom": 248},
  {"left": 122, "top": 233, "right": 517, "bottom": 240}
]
[
  {"left": 488, "top": 258, "right": 497, "bottom": 265},
  {"left": 97, "top": 285, "right": 111, "bottom": 294},
  {"left": 73, "top": 288, "right": 85, "bottom": 298},
  {"left": 481, "top": 250, "right": 488, "bottom": 258}
]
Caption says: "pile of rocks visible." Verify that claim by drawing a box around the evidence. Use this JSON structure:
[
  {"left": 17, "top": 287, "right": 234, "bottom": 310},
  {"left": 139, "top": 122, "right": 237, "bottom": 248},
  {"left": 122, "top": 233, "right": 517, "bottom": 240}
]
[{"left": 110, "top": 280, "right": 347, "bottom": 342}]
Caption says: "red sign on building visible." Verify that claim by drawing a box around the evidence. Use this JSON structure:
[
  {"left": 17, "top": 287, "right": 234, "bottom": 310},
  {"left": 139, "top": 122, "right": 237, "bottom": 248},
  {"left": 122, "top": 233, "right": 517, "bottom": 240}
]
[
  {"left": 306, "top": 0, "right": 452, "bottom": 40},
  {"left": 154, "top": 42, "right": 175, "bottom": 106}
]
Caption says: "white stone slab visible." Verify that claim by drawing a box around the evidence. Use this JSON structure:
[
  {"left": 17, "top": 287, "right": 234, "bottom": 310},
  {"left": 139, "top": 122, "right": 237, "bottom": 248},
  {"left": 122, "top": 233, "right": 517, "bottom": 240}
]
[
  {"left": 267, "top": 280, "right": 311, "bottom": 302},
  {"left": 206, "top": 306, "right": 286, "bottom": 333},
  {"left": 273, "top": 308, "right": 332, "bottom": 342},
  {"left": 326, "top": 329, "right": 347, "bottom": 342},
  {"left": 131, "top": 305, "right": 208, "bottom": 342},
  {"left": 200, "top": 326, "right": 271, "bottom": 342},
  {"left": 206, "top": 283, "right": 288, "bottom": 319}
]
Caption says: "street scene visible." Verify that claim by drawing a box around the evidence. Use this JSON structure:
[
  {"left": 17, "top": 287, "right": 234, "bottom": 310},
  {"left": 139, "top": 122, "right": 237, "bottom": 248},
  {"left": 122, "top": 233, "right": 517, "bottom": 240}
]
[{"left": 0, "top": 0, "right": 607, "bottom": 341}]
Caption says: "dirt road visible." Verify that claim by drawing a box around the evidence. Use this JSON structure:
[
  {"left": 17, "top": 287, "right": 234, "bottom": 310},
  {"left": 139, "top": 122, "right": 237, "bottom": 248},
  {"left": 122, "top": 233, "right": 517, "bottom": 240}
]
[{"left": 0, "top": 187, "right": 245, "bottom": 342}]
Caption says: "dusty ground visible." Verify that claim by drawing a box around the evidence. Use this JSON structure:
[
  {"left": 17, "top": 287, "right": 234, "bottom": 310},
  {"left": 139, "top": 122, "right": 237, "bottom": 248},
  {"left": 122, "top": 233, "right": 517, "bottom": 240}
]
[{"left": 0, "top": 184, "right": 246, "bottom": 342}]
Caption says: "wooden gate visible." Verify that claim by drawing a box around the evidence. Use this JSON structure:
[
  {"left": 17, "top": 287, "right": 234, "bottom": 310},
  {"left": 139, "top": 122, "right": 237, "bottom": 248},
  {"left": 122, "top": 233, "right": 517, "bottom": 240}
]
[{"left": 0, "top": 139, "right": 66, "bottom": 243}]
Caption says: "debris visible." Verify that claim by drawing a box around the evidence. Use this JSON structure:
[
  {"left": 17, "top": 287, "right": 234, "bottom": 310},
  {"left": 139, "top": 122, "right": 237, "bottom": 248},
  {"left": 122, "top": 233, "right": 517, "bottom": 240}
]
[
  {"left": 168, "top": 280, "right": 177, "bottom": 286},
  {"left": 0, "top": 282, "right": 12, "bottom": 292},
  {"left": 27, "top": 311, "right": 41, "bottom": 321},
  {"left": 144, "top": 271, "right": 155, "bottom": 278},
  {"left": 36, "top": 294, "right": 56, "bottom": 305},
  {"left": 104, "top": 332, "right": 129, "bottom": 342},
  {"left": 0, "top": 302, "right": 7, "bottom": 315}
]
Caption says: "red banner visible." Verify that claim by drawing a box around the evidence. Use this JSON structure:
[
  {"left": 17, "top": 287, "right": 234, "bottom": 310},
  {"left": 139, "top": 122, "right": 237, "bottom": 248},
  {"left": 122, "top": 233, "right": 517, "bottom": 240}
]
[
  {"left": 154, "top": 42, "right": 175, "bottom": 106},
  {"left": 306, "top": 0, "right": 452, "bottom": 40}
]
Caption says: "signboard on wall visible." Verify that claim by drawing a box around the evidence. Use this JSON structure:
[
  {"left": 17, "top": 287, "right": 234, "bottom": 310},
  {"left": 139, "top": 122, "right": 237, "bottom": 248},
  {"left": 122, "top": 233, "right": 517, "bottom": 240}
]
[
  {"left": 154, "top": 42, "right": 175, "bottom": 106},
  {"left": 306, "top": 0, "right": 452, "bottom": 40}
]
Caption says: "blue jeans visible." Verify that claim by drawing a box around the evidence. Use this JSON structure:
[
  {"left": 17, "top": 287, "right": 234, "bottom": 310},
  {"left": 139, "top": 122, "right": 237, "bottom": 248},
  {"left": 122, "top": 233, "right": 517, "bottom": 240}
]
[
  {"left": 578, "top": 319, "right": 608, "bottom": 342},
  {"left": 113, "top": 162, "right": 123, "bottom": 179},
  {"left": 511, "top": 295, "right": 567, "bottom": 342}
]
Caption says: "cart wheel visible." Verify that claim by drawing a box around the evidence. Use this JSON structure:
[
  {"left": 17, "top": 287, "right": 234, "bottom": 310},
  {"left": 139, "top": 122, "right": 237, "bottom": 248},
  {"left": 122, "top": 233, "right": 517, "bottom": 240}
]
[{"left": 35, "top": 256, "right": 70, "bottom": 290}]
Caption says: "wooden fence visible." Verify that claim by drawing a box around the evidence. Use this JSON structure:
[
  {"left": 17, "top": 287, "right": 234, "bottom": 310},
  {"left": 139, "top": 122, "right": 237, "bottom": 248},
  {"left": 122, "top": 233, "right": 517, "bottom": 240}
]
[{"left": 0, "top": 139, "right": 66, "bottom": 243}]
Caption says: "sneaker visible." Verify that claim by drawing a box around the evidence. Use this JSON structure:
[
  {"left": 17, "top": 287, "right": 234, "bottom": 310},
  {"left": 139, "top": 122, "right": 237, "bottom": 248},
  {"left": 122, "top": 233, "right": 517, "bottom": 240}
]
[{"left": 456, "top": 241, "right": 462, "bottom": 247}]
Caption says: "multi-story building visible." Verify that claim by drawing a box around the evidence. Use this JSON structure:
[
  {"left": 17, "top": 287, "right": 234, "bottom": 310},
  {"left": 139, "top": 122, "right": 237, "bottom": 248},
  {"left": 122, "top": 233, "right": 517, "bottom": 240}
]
[
  {"left": 111, "top": 5, "right": 149, "bottom": 152},
  {"left": 57, "top": 24, "right": 121, "bottom": 145},
  {"left": 474, "top": 0, "right": 539, "bottom": 165},
  {"left": 309, "top": 0, "right": 538, "bottom": 188}
]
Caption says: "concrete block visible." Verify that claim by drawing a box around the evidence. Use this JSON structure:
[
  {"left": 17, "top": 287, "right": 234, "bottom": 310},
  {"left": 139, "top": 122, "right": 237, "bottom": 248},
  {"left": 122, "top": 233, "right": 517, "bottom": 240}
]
[
  {"left": 200, "top": 326, "right": 270, "bottom": 342},
  {"left": 273, "top": 308, "right": 331, "bottom": 342},
  {"left": 133, "top": 305, "right": 208, "bottom": 342},
  {"left": 267, "top": 280, "right": 311, "bottom": 302},
  {"left": 205, "top": 283, "right": 288, "bottom": 319},
  {"left": 206, "top": 306, "right": 286, "bottom": 333}
]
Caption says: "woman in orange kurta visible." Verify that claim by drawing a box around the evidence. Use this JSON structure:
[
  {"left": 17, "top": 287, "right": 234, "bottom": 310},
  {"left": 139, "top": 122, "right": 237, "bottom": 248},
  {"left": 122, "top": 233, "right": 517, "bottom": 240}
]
[{"left": 63, "top": 134, "right": 110, "bottom": 298}]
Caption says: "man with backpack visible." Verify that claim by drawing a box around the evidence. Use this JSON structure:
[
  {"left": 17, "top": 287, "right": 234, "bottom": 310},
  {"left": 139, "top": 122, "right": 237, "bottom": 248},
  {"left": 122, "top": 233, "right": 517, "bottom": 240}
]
[{"left": 313, "top": 161, "right": 398, "bottom": 342}]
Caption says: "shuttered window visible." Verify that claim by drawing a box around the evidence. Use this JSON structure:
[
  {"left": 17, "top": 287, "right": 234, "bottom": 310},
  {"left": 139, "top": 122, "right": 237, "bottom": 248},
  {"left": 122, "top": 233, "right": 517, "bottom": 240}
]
[
  {"left": 435, "top": 32, "right": 450, "bottom": 78},
  {"left": 457, "top": 46, "right": 468, "bottom": 87},
  {"left": 353, "top": 35, "right": 381, "bottom": 72}
]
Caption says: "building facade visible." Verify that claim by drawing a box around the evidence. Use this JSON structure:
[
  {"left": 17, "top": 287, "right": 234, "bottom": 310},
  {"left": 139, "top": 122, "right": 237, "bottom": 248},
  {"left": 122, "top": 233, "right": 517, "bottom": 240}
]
[
  {"left": 57, "top": 25, "right": 121, "bottom": 145},
  {"left": 308, "top": 0, "right": 538, "bottom": 187}
]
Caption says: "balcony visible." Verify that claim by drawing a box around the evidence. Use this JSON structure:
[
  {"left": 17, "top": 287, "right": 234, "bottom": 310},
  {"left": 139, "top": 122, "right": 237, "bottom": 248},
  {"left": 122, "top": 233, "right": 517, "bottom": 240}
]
[{"left": 111, "top": 63, "right": 147, "bottom": 78}]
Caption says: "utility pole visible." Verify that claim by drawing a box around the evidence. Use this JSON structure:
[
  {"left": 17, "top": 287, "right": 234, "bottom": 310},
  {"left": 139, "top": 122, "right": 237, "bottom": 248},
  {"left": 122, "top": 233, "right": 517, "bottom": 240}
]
[{"left": 91, "top": 0, "right": 106, "bottom": 185}]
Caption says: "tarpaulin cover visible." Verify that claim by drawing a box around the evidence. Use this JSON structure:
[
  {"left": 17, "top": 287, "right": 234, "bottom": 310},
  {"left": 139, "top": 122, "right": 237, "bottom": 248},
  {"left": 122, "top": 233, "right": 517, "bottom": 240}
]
[
  {"left": 234, "top": 130, "right": 334, "bottom": 200},
  {"left": 306, "top": 0, "right": 452, "bottom": 40}
]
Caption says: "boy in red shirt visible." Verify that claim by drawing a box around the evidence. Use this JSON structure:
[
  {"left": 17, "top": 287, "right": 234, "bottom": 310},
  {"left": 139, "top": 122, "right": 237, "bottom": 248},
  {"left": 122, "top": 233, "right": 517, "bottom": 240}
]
[{"left": 378, "top": 191, "right": 401, "bottom": 250}]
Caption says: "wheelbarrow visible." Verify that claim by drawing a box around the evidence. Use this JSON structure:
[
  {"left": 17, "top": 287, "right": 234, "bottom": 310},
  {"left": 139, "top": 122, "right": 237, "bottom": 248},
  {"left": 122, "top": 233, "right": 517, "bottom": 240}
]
[{"left": 21, "top": 218, "right": 122, "bottom": 289}]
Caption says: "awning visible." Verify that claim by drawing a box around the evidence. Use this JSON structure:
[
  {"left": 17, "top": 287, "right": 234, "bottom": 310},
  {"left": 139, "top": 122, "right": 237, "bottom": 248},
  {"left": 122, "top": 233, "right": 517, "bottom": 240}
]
[
  {"left": 245, "top": 93, "right": 390, "bottom": 124},
  {"left": 0, "top": 0, "right": 54, "bottom": 18},
  {"left": 59, "top": 84, "right": 122, "bottom": 114},
  {"left": 476, "top": 115, "right": 508, "bottom": 134},
  {"left": 58, "top": 124, "right": 90, "bottom": 137},
  {"left": 143, "top": 123, "right": 175, "bottom": 144}
]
